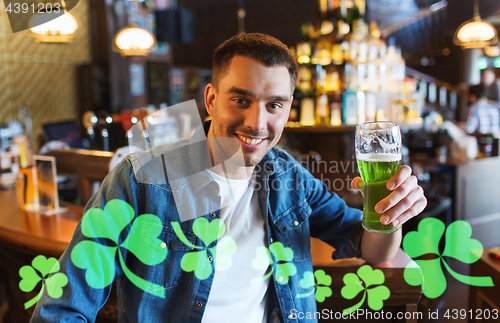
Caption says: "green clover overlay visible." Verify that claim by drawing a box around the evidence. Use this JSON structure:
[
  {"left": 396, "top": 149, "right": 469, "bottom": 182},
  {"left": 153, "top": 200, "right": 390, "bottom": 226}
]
[
  {"left": 403, "top": 218, "right": 494, "bottom": 299},
  {"left": 296, "top": 269, "right": 333, "bottom": 302},
  {"left": 71, "top": 200, "right": 168, "bottom": 298},
  {"left": 341, "top": 265, "right": 390, "bottom": 315},
  {"left": 172, "top": 217, "right": 236, "bottom": 280},
  {"left": 19, "top": 255, "right": 68, "bottom": 309},
  {"left": 251, "top": 242, "right": 297, "bottom": 285}
]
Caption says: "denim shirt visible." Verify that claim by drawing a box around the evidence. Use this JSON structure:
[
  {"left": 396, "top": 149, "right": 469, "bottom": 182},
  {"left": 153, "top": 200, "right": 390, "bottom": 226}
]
[{"left": 31, "top": 122, "right": 363, "bottom": 323}]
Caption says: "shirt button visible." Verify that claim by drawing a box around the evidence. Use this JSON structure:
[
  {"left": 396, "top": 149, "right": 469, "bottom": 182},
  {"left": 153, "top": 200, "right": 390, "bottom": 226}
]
[
  {"left": 293, "top": 220, "right": 299, "bottom": 227},
  {"left": 262, "top": 196, "right": 266, "bottom": 201},
  {"left": 278, "top": 276, "right": 284, "bottom": 282},
  {"left": 195, "top": 302, "right": 203, "bottom": 308},
  {"left": 288, "top": 313, "right": 295, "bottom": 319},
  {"left": 160, "top": 242, "right": 167, "bottom": 249},
  {"left": 208, "top": 256, "right": 213, "bottom": 262},
  {"left": 270, "top": 238, "right": 273, "bottom": 243},
  {"left": 210, "top": 212, "right": 216, "bottom": 218}
]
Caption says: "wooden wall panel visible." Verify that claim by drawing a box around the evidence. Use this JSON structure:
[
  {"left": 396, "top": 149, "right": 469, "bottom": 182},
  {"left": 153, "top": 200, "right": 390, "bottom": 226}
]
[
  {"left": 173, "top": 0, "right": 318, "bottom": 68},
  {"left": 0, "top": 0, "right": 92, "bottom": 151}
]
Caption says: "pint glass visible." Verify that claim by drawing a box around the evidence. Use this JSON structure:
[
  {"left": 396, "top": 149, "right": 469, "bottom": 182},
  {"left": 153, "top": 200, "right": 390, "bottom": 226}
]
[{"left": 355, "top": 122, "right": 402, "bottom": 233}]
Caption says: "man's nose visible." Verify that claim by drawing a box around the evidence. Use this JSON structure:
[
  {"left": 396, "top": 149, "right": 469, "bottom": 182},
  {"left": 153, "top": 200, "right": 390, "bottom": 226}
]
[{"left": 244, "top": 103, "right": 266, "bottom": 132}]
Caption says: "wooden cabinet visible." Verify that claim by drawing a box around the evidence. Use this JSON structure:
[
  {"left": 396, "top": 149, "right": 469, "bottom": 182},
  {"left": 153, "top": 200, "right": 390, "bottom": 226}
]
[
  {"left": 455, "top": 157, "right": 500, "bottom": 248},
  {"left": 469, "top": 248, "right": 500, "bottom": 323}
]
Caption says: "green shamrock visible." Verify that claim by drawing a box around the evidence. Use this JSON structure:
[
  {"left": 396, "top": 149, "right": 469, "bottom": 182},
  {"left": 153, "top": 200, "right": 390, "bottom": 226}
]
[
  {"left": 403, "top": 218, "right": 493, "bottom": 299},
  {"left": 172, "top": 217, "right": 236, "bottom": 280},
  {"left": 296, "top": 269, "right": 332, "bottom": 302},
  {"left": 71, "top": 200, "right": 168, "bottom": 298},
  {"left": 251, "top": 242, "right": 297, "bottom": 285},
  {"left": 19, "top": 255, "right": 68, "bottom": 309},
  {"left": 341, "top": 265, "right": 390, "bottom": 315}
]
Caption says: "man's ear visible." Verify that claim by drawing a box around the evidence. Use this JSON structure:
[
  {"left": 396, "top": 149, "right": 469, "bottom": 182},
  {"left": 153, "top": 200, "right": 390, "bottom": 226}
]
[{"left": 205, "top": 83, "right": 217, "bottom": 116}]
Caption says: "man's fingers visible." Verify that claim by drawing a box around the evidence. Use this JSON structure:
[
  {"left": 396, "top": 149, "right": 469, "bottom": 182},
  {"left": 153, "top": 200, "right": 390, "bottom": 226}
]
[
  {"left": 379, "top": 186, "right": 425, "bottom": 225},
  {"left": 351, "top": 177, "right": 363, "bottom": 190},
  {"left": 386, "top": 165, "right": 412, "bottom": 190},
  {"left": 388, "top": 196, "right": 427, "bottom": 226},
  {"left": 375, "top": 175, "right": 418, "bottom": 214}
]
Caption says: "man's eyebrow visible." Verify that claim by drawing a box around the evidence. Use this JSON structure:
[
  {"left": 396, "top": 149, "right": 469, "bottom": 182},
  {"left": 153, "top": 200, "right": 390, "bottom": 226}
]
[
  {"left": 227, "top": 87, "right": 290, "bottom": 101},
  {"left": 227, "top": 87, "right": 253, "bottom": 96}
]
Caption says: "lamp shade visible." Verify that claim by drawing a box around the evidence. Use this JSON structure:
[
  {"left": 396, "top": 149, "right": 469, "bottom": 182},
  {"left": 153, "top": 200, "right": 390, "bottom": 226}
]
[
  {"left": 112, "top": 24, "right": 157, "bottom": 56},
  {"left": 454, "top": 17, "right": 498, "bottom": 49},
  {"left": 24, "top": 11, "right": 82, "bottom": 43},
  {"left": 484, "top": 46, "right": 500, "bottom": 57}
]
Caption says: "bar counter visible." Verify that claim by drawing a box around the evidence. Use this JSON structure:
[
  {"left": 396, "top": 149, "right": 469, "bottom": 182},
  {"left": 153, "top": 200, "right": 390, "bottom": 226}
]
[{"left": 0, "top": 189, "right": 82, "bottom": 257}]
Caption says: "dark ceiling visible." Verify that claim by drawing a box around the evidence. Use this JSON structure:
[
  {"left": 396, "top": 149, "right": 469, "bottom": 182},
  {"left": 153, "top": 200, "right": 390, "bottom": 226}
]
[{"left": 172, "top": 0, "right": 500, "bottom": 84}]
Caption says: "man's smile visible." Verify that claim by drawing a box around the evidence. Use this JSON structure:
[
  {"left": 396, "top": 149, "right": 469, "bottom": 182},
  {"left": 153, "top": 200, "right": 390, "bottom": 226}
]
[{"left": 236, "top": 133, "right": 267, "bottom": 150}]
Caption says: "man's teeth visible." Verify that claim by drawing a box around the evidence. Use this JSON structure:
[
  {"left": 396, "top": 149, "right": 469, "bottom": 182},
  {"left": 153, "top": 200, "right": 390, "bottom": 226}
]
[{"left": 238, "top": 134, "right": 263, "bottom": 145}]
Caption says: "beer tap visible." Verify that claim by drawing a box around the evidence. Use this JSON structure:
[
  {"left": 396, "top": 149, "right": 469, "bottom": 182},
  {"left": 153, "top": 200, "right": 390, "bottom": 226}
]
[
  {"left": 97, "top": 110, "right": 112, "bottom": 151},
  {"left": 82, "top": 111, "right": 97, "bottom": 149},
  {"left": 18, "top": 106, "right": 33, "bottom": 152},
  {"left": 120, "top": 110, "right": 134, "bottom": 140}
]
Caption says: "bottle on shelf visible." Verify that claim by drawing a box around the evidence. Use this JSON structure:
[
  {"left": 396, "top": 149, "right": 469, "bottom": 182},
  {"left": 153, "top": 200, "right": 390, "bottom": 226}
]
[
  {"left": 356, "top": 90, "right": 366, "bottom": 124},
  {"left": 289, "top": 0, "right": 420, "bottom": 128},
  {"left": 13, "top": 135, "right": 38, "bottom": 209},
  {"left": 330, "top": 91, "right": 343, "bottom": 126},
  {"left": 343, "top": 87, "right": 358, "bottom": 125},
  {"left": 365, "top": 91, "right": 376, "bottom": 122},
  {"left": 314, "top": 65, "right": 329, "bottom": 125},
  {"left": 300, "top": 97, "right": 316, "bottom": 126}
]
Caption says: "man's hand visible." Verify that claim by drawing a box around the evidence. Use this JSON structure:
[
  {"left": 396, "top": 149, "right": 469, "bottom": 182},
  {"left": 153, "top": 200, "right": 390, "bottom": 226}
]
[{"left": 351, "top": 165, "right": 427, "bottom": 227}]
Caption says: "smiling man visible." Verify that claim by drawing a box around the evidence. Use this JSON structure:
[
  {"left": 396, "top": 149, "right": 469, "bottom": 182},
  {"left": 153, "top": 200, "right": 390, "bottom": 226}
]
[
  {"left": 31, "top": 34, "right": 426, "bottom": 323},
  {"left": 205, "top": 37, "right": 296, "bottom": 172}
]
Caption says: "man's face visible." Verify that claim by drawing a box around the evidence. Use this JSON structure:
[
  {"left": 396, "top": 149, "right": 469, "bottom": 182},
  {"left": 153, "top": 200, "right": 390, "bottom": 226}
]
[
  {"left": 467, "top": 90, "right": 477, "bottom": 105},
  {"left": 205, "top": 55, "right": 292, "bottom": 167}
]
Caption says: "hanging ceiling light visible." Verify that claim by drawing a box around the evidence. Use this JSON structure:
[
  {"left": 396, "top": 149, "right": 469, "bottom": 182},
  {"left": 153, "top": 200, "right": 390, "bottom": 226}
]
[
  {"left": 453, "top": 0, "right": 498, "bottom": 49},
  {"left": 24, "top": 9, "right": 82, "bottom": 43},
  {"left": 112, "top": 23, "right": 157, "bottom": 56},
  {"left": 484, "top": 46, "right": 500, "bottom": 57}
]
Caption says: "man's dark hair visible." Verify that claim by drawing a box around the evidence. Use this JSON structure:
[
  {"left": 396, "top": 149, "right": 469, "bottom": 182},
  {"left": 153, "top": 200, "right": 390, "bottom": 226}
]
[
  {"left": 212, "top": 33, "right": 298, "bottom": 92},
  {"left": 469, "top": 83, "right": 486, "bottom": 99}
]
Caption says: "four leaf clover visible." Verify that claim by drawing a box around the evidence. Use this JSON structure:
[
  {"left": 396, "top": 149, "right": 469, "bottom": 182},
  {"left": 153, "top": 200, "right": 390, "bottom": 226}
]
[
  {"left": 172, "top": 217, "right": 236, "bottom": 280},
  {"left": 19, "top": 255, "right": 68, "bottom": 309},
  {"left": 403, "top": 218, "right": 494, "bottom": 299},
  {"left": 251, "top": 242, "right": 297, "bottom": 285},
  {"left": 341, "top": 265, "right": 390, "bottom": 315},
  {"left": 70, "top": 200, "right": 168, "bottom": 298},
  {"left": 296, "top": 269, "right": 332, "bottom": 302}
]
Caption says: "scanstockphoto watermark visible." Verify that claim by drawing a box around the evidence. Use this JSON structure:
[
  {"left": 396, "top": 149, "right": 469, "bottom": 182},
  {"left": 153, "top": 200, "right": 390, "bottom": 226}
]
[
  {"left": 288, "top": 309, "right": 424, "bottom": 321},
  {"left": 297, "top": 157, "right": 358, "bottom": 175},
  {"left": 250, "top": 159, "right": 359, "bottom": 193}
]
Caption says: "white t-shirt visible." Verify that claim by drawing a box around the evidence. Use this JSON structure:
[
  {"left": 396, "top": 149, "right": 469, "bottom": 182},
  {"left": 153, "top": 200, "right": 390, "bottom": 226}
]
[{"left": 201, "top": 166, "right": 269, "bottom": 323}]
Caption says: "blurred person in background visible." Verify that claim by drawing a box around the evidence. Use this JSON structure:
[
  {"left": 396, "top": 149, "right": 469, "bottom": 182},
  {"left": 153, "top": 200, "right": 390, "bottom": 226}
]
[
  {"left": 466, "top": 83, "right": 500, "bottom": 134},
  {"left": 481, "top": 68, "right": 500, "bottom": 108}
]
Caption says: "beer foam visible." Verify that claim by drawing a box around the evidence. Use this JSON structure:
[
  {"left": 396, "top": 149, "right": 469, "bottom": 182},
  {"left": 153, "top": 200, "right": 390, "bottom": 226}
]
[{"left": 356, "top": 153, "right": 401, "bottom": 162}]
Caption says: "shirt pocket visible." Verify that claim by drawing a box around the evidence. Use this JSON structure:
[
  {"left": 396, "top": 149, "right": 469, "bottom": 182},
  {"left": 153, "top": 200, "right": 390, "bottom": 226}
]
[
  {"left": 273, "top": 199, "right": 312, "bottom": 261},
  {"left": 131, "top": 222, "right": 196, "bottom": 291}
]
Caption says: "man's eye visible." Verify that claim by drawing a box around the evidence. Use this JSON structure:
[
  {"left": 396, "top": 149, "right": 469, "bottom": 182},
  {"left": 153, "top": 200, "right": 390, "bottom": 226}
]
[
  {"left": 268, "top": 103, "right": 282, "bottom": 110},
  {"left": 233, "top": 98, "right": 247, "bottom": 104}
]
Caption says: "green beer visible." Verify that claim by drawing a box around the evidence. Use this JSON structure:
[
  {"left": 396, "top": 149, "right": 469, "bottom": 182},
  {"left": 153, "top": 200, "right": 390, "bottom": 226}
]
[{"left": 357, "top": 154, "right": 401, "bottom": 233}]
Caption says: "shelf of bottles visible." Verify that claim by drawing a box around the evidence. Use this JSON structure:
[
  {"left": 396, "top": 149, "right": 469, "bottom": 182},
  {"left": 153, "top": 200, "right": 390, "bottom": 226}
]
[{"left": 286, "top": 0, "right": 423, "bottom": 131}]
